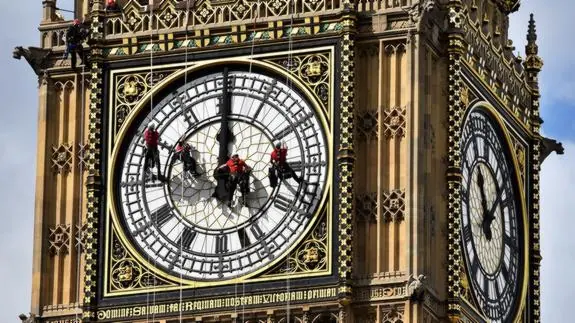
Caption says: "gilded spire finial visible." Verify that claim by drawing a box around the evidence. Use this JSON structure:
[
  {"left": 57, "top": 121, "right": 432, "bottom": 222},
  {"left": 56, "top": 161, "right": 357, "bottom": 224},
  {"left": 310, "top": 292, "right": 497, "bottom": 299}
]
[
  {"left": 523, "top": 13, "right": 543, "bottom": 99},
  {"left": 523, "top": 12, "right": 543, "bottom": 93},
  {"left": 526, "top": 13, "right": 538, "bottom": 56}
]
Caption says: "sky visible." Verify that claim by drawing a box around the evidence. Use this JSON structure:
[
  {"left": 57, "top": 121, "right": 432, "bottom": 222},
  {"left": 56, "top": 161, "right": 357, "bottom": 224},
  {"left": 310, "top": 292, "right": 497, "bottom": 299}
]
[{"left": 0, "top": 0, "right": 572, "bottom": 322}]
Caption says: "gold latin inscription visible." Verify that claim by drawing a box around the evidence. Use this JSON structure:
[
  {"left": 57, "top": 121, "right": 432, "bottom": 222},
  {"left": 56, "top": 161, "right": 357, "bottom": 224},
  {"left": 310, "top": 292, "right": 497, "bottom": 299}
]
[{"left": 97, "top": 287, "right": 337, "bottom": 320}]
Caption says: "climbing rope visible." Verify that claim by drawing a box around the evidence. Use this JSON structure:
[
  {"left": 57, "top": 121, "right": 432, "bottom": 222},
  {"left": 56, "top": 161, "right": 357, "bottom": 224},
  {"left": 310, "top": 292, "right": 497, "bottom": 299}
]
[
  {"left": 179, "top": 1, "right": 193, "bottom": 322},
  {"left": 146, "top": 4, "right": 157, "bottom": 322},
  {"left": 285, "top": 1, "right": 296, "bottom": 321},
  {"left": 74, "top": 63, "right": 86, "bottom": 323}
]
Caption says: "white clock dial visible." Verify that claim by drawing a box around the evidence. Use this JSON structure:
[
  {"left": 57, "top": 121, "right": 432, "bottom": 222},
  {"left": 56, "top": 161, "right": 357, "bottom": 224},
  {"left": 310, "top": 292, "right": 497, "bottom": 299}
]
[
  {"left": 460, "top": 108, "right": 523, "bottom": 322},
  {"left": 115, "top": 68, "right": 329, "bottom": 281}
]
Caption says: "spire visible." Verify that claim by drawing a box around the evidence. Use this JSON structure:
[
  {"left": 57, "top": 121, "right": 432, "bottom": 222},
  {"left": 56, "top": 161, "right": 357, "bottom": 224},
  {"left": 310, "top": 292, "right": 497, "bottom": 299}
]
[
  {"left": 526, "top": 13, "right": 538, "bottom": 56},
  {"left": 42, "top": 0, "right": 57, "bottom": 22},
  {"left": 523, "top": 13, "right": 543, "bottom": 92}
]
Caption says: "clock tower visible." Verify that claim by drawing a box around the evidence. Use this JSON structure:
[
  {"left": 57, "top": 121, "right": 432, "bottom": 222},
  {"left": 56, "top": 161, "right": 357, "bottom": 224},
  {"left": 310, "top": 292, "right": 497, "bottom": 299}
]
[{"left": 16, "top": 0, "right": 563, "bottom": 322}]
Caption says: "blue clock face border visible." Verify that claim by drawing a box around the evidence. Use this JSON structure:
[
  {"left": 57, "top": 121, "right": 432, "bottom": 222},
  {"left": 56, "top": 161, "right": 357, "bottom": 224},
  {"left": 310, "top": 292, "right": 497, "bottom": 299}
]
[{"left": 105, "top": 61, "right": 334, "bottom": 294}]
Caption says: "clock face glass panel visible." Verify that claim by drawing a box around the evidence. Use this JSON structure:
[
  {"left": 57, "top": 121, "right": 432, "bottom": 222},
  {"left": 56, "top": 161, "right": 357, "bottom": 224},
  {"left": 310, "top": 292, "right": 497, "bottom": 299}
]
[
  {"left": 460, "top": 108, "right": 523, "bottom": 322},
  {"left": 114, "top": 68, "right": 329, "bottom": 281}
]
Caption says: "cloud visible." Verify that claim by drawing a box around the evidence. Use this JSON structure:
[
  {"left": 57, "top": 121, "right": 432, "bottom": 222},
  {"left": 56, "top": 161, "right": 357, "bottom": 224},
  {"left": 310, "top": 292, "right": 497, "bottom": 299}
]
[{"left": 540, "top": 141, "right": 575, "bottom": 322}]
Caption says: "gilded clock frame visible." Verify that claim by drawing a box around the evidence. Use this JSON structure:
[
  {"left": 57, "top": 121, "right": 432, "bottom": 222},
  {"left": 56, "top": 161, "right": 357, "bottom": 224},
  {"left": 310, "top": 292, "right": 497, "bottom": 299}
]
[
  {"left": 102, "top": 47, "right": 336, "bottom": 297},
  {"left": 458, "top": 101, "right": 530, "bottom": 322}
]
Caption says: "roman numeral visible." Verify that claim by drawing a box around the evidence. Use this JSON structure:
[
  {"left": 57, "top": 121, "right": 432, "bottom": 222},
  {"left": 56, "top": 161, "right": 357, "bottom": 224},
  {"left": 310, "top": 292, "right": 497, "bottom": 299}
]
[
  {"left": 273, "top": 112, "right": 314, "bottom": 140},
  {"left": 463, "top": 223, "right": 473, "bottom": 242},
  {"left": 152, "top": 204, "right": 174, "bottom": 227},
  {"left": 172, "top": 90, "right": 199, "bottom": 126},
  {"left": 471, "top": 258, "right": 480, "bottom": 276},
  {"left": 500, "top": 262, "right": 510, "bottom": 281},
  {"left": 251, "top": 80, "right": 277, "bottom": 121},
  {"left": 237, "top": 228, "right": 251, "bottom": 248},
  {"left": 177, "top": 227, "right": 197, "bottom": 249},
  {"left": 215, "top": 235, "right": 228, "bottom": 254},
  {"left": 503, "top": 233, "right": 517, "bottom": 251},
  {"left": 484, "top": 138, "right": 490, "bottom": 160},
  {"left": 274, "top": 194, "right": 293, "bottom": 212},
  {"left": 250, "top": 223, "right": 264, "bottom": 239},
  {"left": 472, "top": 136, "right": 480, "bottom": 158},
  {"left": 494, "top": 278, "right": 501, "bottom": 297}
]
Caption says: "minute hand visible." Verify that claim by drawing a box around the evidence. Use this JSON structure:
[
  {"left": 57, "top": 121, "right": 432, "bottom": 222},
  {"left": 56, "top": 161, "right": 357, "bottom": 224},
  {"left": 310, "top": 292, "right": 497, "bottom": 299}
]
[{"left": 217, "top": 68, "right": 234, "bottom": 165}]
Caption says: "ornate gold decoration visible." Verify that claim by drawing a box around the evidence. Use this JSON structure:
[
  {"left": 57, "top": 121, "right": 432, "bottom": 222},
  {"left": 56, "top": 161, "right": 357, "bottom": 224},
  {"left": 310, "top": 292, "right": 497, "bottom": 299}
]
[
  {"left": 356, "top": 192, "right": 377, "bottom": 223},
  {"left": 114, "top": 70, "right": 178, "bottom": 135},
  {"left": 356, "top": 111, "right": 378, "bottom": 140},
  {"left": 462, "top": 14, "right": 532, "bottom": 129},
  {"left": 381, "top": 306, "right": 404, "bottom": 323},
  {"left": 271, "top": 219, "right": 328, "bottom": 274},
  {"left": 459, "top": 260, "right": 471, "bottom": 302},
  {"left": 382, "top": 190, "right": 406, "bottom": 222},
  {"left": 268, "top": 53, "right": 331, "bottom": 112},
  {"left": 513, "top": 139, "right": 526, "bottom": 184},
  {"left": 531, "top": 104, "right": 543, "bottom": 323},
  {"left": 104, "top": 0, "right": 338, "bottom": 37},
  {"left": 337, "top": 15, "right": 356, "bottom": 286},
  {"left": 51, "top": 143, "right": 73, "bottom": 174},
  {"left": 495, "top": 0, "right": 520, "bottom": 14},
  {"left": 460, "top": 85, "right": 469, "bottom": 107},
  {"left": 122, "top": 77, "right": 139, "bottom": 98},
  {"left": 382, "top": 106, "right": 406, "bottom": 138},
  {"left": 446, "top": 1, "right": 466, "bottom": 319},
  {"left": 109, "top": 229, "right": 174, "bottom": 292},
  {"left": 84, "top": 12, "right": 105, "bottom": 314},
  {"left": 49, "top": 224, "right": 71, "bottom": 256},
  {"left": 303, "top": 247, "right": 319, "bottom": 264}
]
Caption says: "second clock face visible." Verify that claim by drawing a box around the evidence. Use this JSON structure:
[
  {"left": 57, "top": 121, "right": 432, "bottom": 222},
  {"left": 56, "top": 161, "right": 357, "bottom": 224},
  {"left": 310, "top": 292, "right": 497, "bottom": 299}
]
[
  {"left": 460, "top": 108, "right": 523, "bottom": 322},
  {"left": 114, "top": 68, "right": 329, "bottom": 281}
]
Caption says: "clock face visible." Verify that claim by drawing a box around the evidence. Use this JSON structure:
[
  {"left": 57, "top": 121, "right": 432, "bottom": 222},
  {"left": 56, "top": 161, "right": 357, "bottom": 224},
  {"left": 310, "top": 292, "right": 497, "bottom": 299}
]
[
  {"left": 114, "top": 68, "right": 329, "bottom": 281},
  {"left": 460, "top": 109, "right": 523, "bottom": 322}
]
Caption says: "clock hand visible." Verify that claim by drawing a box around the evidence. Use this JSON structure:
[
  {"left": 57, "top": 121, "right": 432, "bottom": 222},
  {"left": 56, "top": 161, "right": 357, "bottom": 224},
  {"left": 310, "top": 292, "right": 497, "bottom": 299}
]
[
  {"left": 477, "top": 168, "right": 493, "bottom": 240},
  {"left": 217, "top": 67, "right": 234, "bottom": 166},
  {"left": 487, "top": 183, "right": 502, "bottom": 221},
  {"left": 213, "top": 68, "right": 235, "bottom": 205}
]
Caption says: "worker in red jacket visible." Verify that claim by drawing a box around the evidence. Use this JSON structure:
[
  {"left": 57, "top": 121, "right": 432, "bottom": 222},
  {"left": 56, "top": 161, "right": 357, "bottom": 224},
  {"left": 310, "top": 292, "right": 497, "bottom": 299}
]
[
  {"left": 106, "top": 0, "right": 120, "bottom": 11},
  {"left": 216, "top": 153, "right": 252, "bottom": 207},
  {"left": 143, "top": 123, "right": 162, "bottom": 180},
  {"left": 175, "top": 140, "right": 200, "bottom": 177},
  {"left": 269, "top": 141, "right": 302, "bottom": 187}
]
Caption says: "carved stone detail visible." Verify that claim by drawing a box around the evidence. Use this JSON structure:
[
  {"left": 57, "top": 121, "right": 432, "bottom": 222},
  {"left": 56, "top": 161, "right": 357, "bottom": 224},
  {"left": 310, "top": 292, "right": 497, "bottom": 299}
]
[
  {"left": 51, "top": 143, "right": 73, "bottom": 174},
  {"left": 382, "top": 189, "right": 406, "bottom": 222},
  {"left": 77, "top": 143, "right": 89, "bottom": 171},
  {"left": 12, "top": 46, "right": 52, "bottom": 75},
  {"left": 382, "top": 106, "right": 406, "bottom": 138},
  {"left": 75, "top": 222, "right": 87, "bottom": 252},
  {"left": 356, "top": 192, "right": 377, "bottom": 223},
  {"left": 381, "top": 306, "right": 404, "bottom": 323},
  {"left": 356, "top": 110, "right": 378, "bottom": 140},
  {"left": 512, "top": 138, "right": 526, "bottom": 184},
  {"left": 408, "top": 274, "right": 426, "bottom": 302},
  {"left": 49, "top": 224, "right": 71, "bottom": 256}
]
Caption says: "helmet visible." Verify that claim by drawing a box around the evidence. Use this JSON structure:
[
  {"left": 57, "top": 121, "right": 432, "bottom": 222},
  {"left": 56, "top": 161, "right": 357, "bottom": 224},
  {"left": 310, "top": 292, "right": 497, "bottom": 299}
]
[
  {"left": 148, "top": 123, "right": 155, "bottom": 130},
  {"left": 231, "top": 153, "right": 239, "bottom": 158},
  {"left": 275, "top": 141, "right": 281, "bottom": 149},
  {"left": 73, "top": 19, "right": 80, "bottom": 25}
]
